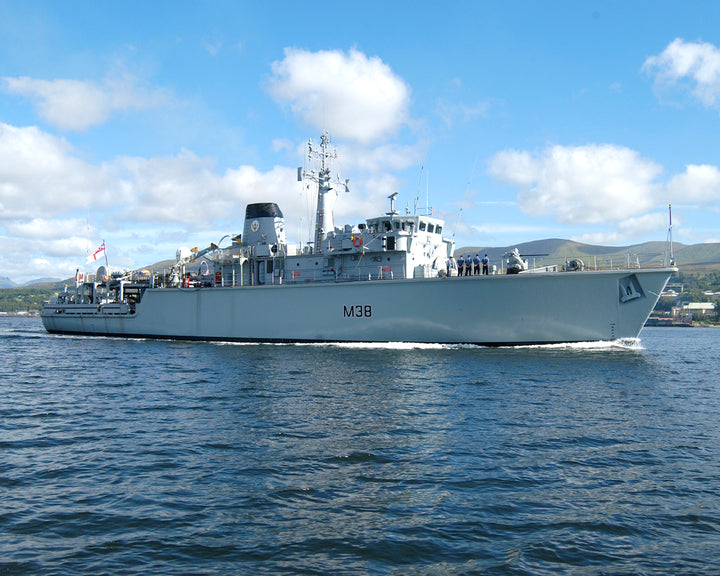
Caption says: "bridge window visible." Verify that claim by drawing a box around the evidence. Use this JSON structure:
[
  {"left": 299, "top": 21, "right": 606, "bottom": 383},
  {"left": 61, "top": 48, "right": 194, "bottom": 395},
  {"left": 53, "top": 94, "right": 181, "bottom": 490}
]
[{"left": 419, "top": 221, "right": 426, "bottom": 231}]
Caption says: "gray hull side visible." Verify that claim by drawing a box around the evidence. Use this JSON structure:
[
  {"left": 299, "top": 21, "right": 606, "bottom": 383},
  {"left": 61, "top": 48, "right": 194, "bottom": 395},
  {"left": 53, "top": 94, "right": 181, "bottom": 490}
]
[{"left": 41, "top": 268, "right": 674, "bottom": 344}]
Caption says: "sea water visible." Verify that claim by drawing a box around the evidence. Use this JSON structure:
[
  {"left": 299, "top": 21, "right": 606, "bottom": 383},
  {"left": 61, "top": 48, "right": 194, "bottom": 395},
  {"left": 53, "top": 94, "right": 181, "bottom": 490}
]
[{"left": 1, "top": 316, "right": 719, "bottom": 575}]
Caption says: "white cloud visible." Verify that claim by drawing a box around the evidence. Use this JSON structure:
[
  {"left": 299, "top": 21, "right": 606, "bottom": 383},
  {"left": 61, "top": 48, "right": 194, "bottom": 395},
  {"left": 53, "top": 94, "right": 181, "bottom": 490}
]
[
  {"left": 487, "top": 143, "right": 720, "bottom": 246},
  {"left": 204, "top": 41, "right": 222, "bottom": 56},
  {"left": 616, "top": 212, "right": 669, "bottom": 237},
  {"left": 437, "top": 99, "right": 490, "bottom": 128},
  {"left": 488, "top": 144, "right": 662, "bottom": 224},
  {"left": 272, "top": 138, "right": 294, "bottom": 152},
  {"left": 666, "top": 164, "right": 720, "bottom": 203},
  {"left": 114, "top": 152, "right": 304, "bottom": 228},
  {"left": 116, "top": 151, "right": 229, "bottom": 224},
  {"left": 267, "top": 48, "right": 410, "bottom": 143},
  {"left": 0, "top": 123, "right": 117, "bottom": 218},
  {"left": 0, "top": 122, "right": 311, "bottom": 281},
  {"left": 489, "top": 150, "right": 537, "bottom": 186},
  {"left": 469, "top": 222, "right": 555, "bottom": 239},
  {"left": 573, "top": 212, "right": 668, "bottom": 246},
  {"left": 5, "top": 217, "right": 88, "bottom": 241},
  {"left": 340, "top": 140, "right": 423, "bottom": 174},
  {"left": 0, "top": 224, "right": 94, "bottom": 282},
  {"left": 572, "top": 213, "right": 667, "bottom": 246},
  {"left": 571, "top": 231, "right": 623, "bottom": 245},
  {"left": 265, "top": 48, "right": 421, "bottom": 229},
  {"left": 2, "top": 73, "right": 169, "bottom": 131},
  {"left": 643, "top": 38, "right": 720, "bottom": 107}
]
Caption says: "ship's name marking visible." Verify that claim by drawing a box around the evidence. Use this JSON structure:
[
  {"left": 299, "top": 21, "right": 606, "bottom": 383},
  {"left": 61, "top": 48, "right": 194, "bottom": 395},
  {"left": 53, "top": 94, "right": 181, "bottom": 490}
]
[{"left": 343, "top": 305, "right": 372, "bottom": 318}]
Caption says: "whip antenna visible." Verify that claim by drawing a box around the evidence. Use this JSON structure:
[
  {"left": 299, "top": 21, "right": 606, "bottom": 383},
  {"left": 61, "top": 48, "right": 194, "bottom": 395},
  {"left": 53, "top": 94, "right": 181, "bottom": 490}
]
[{"left": 668, "top": 203, "right": 675, "bottom": 266}]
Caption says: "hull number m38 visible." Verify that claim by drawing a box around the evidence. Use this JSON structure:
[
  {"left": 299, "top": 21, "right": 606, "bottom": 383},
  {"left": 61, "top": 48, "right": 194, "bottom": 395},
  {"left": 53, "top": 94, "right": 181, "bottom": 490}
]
[{"left": 344, "top": 305, "right": 372, "bottom": 318}]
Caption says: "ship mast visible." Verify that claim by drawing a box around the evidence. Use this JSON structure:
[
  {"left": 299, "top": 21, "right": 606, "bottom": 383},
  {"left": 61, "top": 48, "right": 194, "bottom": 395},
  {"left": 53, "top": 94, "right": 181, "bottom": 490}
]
[
  {"left": 668, "top": 203, "right": 675, "bottom": 266},
  {"left": 300, "top": 132, "right": 349, "bottom": 254}
]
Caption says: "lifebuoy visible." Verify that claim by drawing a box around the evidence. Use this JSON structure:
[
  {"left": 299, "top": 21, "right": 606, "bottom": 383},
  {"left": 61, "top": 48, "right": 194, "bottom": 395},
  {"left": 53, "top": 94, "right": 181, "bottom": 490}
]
[{"left": 353, "top": 236, "right": 363, "bottom": 248}]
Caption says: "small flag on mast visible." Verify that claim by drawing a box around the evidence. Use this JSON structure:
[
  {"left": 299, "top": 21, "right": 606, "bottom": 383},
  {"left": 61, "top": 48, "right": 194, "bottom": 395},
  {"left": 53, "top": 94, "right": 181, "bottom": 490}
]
[{"left": 86, "top": 242, "right": 106, "bottom": 264}]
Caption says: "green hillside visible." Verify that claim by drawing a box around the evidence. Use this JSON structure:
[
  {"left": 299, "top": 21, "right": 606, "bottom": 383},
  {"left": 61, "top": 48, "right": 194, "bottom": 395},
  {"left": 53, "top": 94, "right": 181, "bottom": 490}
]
[
  {"left": 0, "top": 284, "right": 62, "bottom": 313},
  {"left": 456, "top": 240, "right": 720, "bottom": 271}
]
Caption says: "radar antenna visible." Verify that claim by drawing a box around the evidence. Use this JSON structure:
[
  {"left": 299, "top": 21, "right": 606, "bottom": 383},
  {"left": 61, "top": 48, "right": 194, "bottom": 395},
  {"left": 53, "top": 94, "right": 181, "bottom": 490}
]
[
  {"left": 297, "top": 132, "right": 350, "bottom": 254},
  {"left": 387, "top": 192, "right": 399, "bottom": 216}
]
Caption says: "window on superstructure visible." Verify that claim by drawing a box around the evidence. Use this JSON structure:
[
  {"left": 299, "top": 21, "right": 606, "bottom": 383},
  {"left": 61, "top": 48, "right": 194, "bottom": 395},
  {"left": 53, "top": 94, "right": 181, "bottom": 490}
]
[
  {"left": 436, "top": 225, "right": 442, "bottom": 234},
  {"left": 419, "top": 221, "right": 426, "bottom": 232},
  {"left": 427, "top": 224, "right": 435, "bottom": 233}
]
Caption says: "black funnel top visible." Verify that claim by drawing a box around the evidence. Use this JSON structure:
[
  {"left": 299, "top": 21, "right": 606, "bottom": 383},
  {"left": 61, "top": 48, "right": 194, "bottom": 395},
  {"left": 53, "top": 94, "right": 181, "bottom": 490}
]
[{"left": 245, "top": 203, "right": 283, "bottom": 219}]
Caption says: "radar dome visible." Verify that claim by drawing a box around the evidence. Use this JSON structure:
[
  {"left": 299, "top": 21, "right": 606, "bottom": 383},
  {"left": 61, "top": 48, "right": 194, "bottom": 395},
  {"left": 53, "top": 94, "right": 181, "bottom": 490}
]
[{"left": 176, "top": 247, "right": 192, "bottom": 262}]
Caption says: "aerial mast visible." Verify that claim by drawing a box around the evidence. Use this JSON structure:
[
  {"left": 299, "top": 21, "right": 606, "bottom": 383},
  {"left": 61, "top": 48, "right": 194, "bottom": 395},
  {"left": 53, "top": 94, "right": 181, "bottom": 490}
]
[
  {"left": 298, "top": 132, "right": 349, "bottom": 254},
  {"left": 668, "top": 203, "right": 675, "bottom": 266}
]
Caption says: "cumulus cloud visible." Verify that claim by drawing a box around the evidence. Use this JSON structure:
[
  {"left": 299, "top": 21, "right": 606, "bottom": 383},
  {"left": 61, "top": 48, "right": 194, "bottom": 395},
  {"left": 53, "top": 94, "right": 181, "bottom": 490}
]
[
  {"left": 0, "top": 124, "right": 305, "bottom": 228},
  {"left": 0, "top": 123, "right": 117, "bottom": 218},
  {"left": 0, "top": 122, "right": 309, "bottom": 281},
  {"left": 489, "top": 144, "right": 663, "bottom": 224},
  {"left": 488, "top": 142, "right": 720, "bottom": 244},
  {"left": 666, "top": 164, "right": 720, "bottom": 203},
  {"left": 573, "top": 213, "right": 670, "bottom": 245},
  {"left": 643, "top": 38, "right": 720, "bottom": 107},
  {"left": 113, "top": 152, "right": 304, "bottom": 228},
  {"left": 5, "top": 217, "right": 87, "bottom": 241},
  {"left": 267, "top": 48, "right": 410, "bottom": 143},
  {"left": 2, "top": 73, "right": 169, "bottom": 131},
  {"left": 339, "top": 140, "right": 424, "bottom": 174},
  {"left": 116, "top": 151, "right": 230, "bottom": 224}
]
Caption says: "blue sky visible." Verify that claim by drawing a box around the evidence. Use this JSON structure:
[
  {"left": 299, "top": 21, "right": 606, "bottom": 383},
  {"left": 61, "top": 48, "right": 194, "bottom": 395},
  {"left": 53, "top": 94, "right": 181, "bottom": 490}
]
[{"left": 2, "top": 0, "right": 720, "bottom": 282}]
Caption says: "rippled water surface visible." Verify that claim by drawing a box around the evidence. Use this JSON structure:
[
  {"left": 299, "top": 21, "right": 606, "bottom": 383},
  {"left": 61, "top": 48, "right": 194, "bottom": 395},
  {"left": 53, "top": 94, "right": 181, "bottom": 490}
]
[{"left": 2, "top": 317, "right": 719, "bottom": 575}]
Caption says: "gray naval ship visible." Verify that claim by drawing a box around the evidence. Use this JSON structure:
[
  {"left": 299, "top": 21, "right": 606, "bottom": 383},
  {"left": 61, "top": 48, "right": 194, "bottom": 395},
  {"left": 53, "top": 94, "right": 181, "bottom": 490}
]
[{"left": 41, "top": 133, "right": 676, "bottom": 345}]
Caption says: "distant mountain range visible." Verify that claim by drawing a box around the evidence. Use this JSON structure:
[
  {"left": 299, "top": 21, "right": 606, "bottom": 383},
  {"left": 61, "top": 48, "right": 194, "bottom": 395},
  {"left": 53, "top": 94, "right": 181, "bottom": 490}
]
[
  {"left": 1, "top": 240, "right": 719, "bottom": 290},
  {"left": 0, "top": 276, "right": 62, "bottom": 289},
  {"left": 454, "top": 240, "right": 720, "bottom": 273}
]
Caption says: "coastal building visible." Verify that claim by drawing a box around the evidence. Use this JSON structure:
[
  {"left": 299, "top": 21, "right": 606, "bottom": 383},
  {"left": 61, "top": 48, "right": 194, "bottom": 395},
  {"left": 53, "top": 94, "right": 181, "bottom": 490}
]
[{"left": 672, "top": 302, "right": 717, "bottom": 319}]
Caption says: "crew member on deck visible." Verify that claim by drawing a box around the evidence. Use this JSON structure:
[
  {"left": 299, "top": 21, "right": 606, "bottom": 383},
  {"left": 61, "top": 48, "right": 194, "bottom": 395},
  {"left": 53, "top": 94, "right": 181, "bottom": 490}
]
[
  {"left": 457, "top": 255, "right": 464, "bottom": 277},
  {"left": 482, "top": 254, "right": 490, "bottom": 275}
]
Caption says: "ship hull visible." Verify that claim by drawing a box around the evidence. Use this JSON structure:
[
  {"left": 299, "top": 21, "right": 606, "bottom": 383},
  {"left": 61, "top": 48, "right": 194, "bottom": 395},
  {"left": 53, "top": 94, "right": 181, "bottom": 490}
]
[{"left": 41, "top": 268, "right": 675, "bottom": 345}]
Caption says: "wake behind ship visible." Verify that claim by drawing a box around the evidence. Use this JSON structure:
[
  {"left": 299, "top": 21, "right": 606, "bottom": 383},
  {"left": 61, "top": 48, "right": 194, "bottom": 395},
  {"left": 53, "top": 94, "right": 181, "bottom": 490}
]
[{"left": 41, "top": 133, "right": 676, "bottom": 345}]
